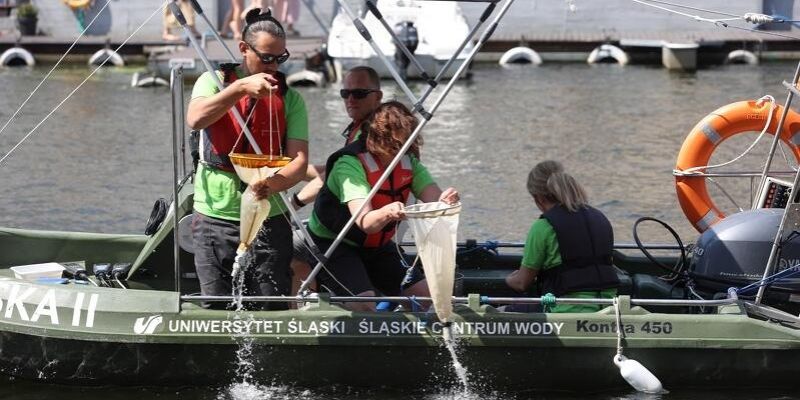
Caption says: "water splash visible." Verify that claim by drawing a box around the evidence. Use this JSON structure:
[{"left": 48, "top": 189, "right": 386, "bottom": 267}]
[
  {"left": 218, "top": 382, "right": 314, "bottom": 400},
  {"left": 442, "top": 325, "right": 469, "bottom": 390},
  {"left": 231, "top": 255, "right": 257, "bottom": 386}
]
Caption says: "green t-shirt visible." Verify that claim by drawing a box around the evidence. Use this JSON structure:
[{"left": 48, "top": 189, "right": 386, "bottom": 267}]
[
  {"left": 191, "top": 70, "right": 309, "bottom": 221},
  {"left": 308, "top": 154, "right": 435, "bottom": 244},
  {"left": 521, "top": 218, "right": 616, "bottom": 313}
]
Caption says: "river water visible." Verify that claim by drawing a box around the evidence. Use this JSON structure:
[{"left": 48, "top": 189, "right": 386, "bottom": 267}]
[{"left": 1, "top": 62, "right": 799, "bottom": 398}]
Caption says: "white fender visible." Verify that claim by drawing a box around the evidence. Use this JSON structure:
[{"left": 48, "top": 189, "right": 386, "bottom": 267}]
[
  {"left": 587, "top": 44, "right": 629, "bottom": 65},
  {"left": 0, "top": 47, "right": 35, "bottom": 67},
  {"left": 88, "top": 48, "right": 124, "bottom": 67},
  {"left": 130, "top": 72, "right": 168, "bottom": 88},
  {"left": 614, "top": 354, "right": 665, "bottom": 394},
  {"left": 498, "top": 46, "right": 542, "bottom": 66},
  {"left": 725, "top": 49, "right": 759, "bottom": 65},
  {"left": 286, "top": 69, "right": 325, "bottom": 87}
]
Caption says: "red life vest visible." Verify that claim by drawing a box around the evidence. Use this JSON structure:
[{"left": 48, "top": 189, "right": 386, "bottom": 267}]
[
  {"left": 314, "top": 136, "right": 414, "bottom": 248},
  {"left": 358, "top": 151, "right": 414, "bottom": 247},
  {"left": 200, "top": 67, "right": 288, "bottom": 172}
]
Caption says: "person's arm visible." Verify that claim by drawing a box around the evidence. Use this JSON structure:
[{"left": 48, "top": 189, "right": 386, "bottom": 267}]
[
  {"left": 347, "top": 199, "right": 404, "bottom": 234},
  {"left": 418, "top": 184, "right": 459, "bottom": 204},
  {"left": 294, "top": 173, "right": 324, "bottom": 209},
  {"left": 506, "top": 268, "right": 538, "bottom": 293},
  {"left": 186, "top": 72, "right": 277, "bottom": 130},
  {"left": 251, "top": 138, "right": 308, "bottom": 199}
]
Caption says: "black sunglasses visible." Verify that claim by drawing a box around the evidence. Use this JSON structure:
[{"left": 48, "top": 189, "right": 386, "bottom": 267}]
[
  {"left": 246, "top": 42, "right": 290, "bottom": 65},
  {"left": 340, "top": 88, "right": 379, "bottom": 99}
]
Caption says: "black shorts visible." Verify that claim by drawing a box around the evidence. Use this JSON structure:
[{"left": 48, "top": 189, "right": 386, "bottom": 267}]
[{"left": 309, "top": 232, "right": 422, "bottom": 296}]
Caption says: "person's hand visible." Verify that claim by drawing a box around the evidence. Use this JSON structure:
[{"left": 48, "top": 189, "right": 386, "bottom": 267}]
[
  {"left": 381, "top": 201, "right": 406, "bottom": 221},
  {"left": 237, "top": 73, "right": 279, "bottom": 98},
  {"left": 439, "top": 187, "right": 460, "bottom": 205},
  {"left": 251, "top": 177, "right": 272, "bottom": 200}
]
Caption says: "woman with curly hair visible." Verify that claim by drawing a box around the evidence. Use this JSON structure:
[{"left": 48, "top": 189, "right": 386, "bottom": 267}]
[{"left": 307, "top": 101, "right": 460, "bottom": 311}]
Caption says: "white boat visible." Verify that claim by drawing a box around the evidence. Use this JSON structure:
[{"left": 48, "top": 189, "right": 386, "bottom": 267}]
[{"left": 326, "top": 0, "right": 473, "bottom": 80}]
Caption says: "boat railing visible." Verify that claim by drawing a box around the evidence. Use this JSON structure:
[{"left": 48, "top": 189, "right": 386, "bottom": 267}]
[{"left": 179, "top": 294, "right": 738, "bottom": 307}]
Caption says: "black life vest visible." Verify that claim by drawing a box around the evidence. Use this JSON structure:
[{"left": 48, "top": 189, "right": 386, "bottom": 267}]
[
  {"left": 537, "top": 205, "right": 620, "bottom": 296},
  {"left": 200, "top": 65, "right": 289, "bottom": 172},
  {"left": 314, "top": 135, "right": 413, "bottom": 248}
]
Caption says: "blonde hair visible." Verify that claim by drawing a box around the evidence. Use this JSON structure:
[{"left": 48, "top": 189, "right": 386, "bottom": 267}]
[{"left": 526, "top": 160, "right": 588, "bottom": 212}]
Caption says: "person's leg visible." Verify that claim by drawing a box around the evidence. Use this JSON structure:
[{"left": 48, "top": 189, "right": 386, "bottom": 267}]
[
  {"left": 290, "top": 230, "right": 317, "bottom": 299},
  {"left": 246, "top": 214, "right": 293, "bottom": 310},
  {"left": 230, "top": 0, "right": 244, "bottom": 40},
  {"left": 192, "top": 213, "right": 239, "bottom": 309},
  {"left": 366, "top": 242, "right": 430, "bottom": 310},
  {"left": 311, "top": 234, "right": 376, "bottom": 311},
  {"left": 285, "top": 0, "right": 300, "bottom": 31}
]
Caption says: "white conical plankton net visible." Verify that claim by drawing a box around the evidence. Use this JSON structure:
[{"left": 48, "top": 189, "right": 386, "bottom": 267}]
[
  {"left": 404, "top": 201, "right": 461, "bottom": 323},
  {"left": 229, "top": 153, "right": 291, "bottom": 278}
]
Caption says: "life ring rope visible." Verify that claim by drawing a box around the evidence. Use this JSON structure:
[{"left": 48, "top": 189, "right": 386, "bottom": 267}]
[{"left": 673, "top": 95, "right": 777, "bottom": 176}]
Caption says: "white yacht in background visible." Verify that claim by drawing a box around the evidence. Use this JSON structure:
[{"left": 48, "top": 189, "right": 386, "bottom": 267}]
[{"left": 326, "top": 0, "right": 473, "bottom": 80}]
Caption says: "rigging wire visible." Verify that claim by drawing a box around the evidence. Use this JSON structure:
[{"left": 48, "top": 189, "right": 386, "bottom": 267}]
[
  {"left": 0, "top": 0, "right": 113, "bottom": 140},
  {"left": 632, "top": 0, "right": 740, "bottom": 18},
  {"left": 631, "top": 0, "right": 800, "bottom": 41},
  {"left": 0, "top": 1, "right": 169, "bottom": 167}
]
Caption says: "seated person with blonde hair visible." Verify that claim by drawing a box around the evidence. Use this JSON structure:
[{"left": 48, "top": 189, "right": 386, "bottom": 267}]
[{"left": 505, "top": 160, "right": 619, "bottom": 313}]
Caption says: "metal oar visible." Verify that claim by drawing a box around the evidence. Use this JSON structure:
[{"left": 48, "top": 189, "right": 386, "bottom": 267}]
[{"left": 298, "top": 0, "right": 518, "bottom": 296}]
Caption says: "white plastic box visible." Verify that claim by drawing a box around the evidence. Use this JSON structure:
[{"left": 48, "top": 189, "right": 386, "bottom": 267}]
[{"left": 10, "top": 263, "right": 66, "bottom": 281}]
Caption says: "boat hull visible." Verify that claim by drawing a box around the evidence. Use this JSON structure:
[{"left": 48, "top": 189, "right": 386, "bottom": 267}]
[{"left": 3, "top": 328, "right": 800, "bottom": 390}]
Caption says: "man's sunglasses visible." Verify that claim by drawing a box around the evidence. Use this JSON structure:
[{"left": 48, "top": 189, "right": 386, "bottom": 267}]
[
  {"left": 340, "top": 88, "right": 379, "bottom": 99},
  {"left": 247, "top": 42, "right": 290, "bottom": 64}
]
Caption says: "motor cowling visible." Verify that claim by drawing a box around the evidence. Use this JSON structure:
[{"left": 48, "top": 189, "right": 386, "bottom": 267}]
[{"left": 690, "top": 208, "right": 800, "bottom": 294}]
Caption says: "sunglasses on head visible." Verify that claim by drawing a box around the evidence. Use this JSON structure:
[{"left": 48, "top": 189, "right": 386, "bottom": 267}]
[
  {"left": 246, "top": 42, "right": 290, "bottom": 64},
  {"left": 340, "top": 88, "right": 379, "bottom": 99}
]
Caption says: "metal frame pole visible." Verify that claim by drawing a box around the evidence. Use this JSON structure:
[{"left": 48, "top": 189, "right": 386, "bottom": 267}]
[
  {"left": 363, "top": 0, "right": 433, "bottom": 84},
  {"left": 334, "top": 0, "right": 420, "bottom": 106},
  {"left": 187, "top": 0, "right": 238, "bottom": 61},
  {"left": 298, "top": 0, "right": 517, "bottom": 295},
  {"left": 413, "top": 2, "right": 495, "bottom": 112},
  {"left": 169, "top": 2, "right": 264, "bottom": 154},
  {"left": 170, "top": 66, "right": 184, "bottom": 294},
  {"left": 753, "top": 62, "right": 800, "bottom": 207},
  {"left": 756, "top": 60, "right": 800, "bottom": 304}
]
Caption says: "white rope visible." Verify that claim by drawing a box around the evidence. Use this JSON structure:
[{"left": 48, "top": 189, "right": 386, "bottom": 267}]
[
  {"left": 674, "top": 95, "right": 776, "bottom": 176},
  {"left": 0, "top": 0, "right": 113, "bottom": 140},
  {"left": 613, "top": 297, "right": 624, "bottom": 356},
  {"left": 0, "top": 1, "right": 169, "bottom": 167}
]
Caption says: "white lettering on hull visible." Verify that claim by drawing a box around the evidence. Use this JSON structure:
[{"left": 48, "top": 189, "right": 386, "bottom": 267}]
[{"left": 0, "top": 283, "right": 98, "bottom": 328}]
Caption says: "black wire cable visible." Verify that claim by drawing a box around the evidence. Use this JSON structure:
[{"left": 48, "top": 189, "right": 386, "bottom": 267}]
[{"left": 632, "top": 217, "right": 688, "bottom": 279}]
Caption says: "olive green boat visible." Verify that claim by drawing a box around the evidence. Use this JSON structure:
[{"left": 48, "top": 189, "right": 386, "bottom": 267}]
[{"left": 2, "top": 178, "right": 800, "bottom": 391}]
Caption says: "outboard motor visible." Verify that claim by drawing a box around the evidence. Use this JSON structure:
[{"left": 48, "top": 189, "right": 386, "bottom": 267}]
[
  {"left": 394, "top": 21, "right": 418, "bottom": 80},
  {"left": 691, "top": 209, "right": 800, "bottom": 297}
]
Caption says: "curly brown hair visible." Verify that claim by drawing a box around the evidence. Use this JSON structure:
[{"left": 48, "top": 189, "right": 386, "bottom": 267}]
[{"left": 365, "top": 101, "right": 422, "bottom": 159}]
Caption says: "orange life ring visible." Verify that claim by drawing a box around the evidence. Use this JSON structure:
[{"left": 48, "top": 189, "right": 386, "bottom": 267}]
[{"left": 675, "top": 100, "right": 800, "bottom": 232}]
